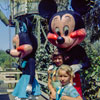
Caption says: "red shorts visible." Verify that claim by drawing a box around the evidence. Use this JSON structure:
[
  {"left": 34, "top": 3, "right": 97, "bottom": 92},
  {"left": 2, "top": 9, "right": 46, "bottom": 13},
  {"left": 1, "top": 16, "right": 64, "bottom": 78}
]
[{"left": 73, "top": 73, "right": 83, "bottom": 97}]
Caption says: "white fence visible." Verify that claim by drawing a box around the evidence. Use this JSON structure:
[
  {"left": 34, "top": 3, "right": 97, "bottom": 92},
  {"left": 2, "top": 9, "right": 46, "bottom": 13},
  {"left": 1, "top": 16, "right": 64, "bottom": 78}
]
[{"left": 0, "top": 71, "right": 49, "bottom": 99}]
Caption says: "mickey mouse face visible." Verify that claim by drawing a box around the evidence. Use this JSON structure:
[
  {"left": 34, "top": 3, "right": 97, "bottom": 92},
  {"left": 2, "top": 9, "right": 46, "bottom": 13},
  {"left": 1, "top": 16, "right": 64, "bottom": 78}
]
[
  {"left": 51, "top": 13, "right": 75, "bottom": 36},
  {"left": 47, "top": 11, "right": 86, "bottom": 51},
  {"left": 6, "top": 33, "right": 34, "bottom": 59}
]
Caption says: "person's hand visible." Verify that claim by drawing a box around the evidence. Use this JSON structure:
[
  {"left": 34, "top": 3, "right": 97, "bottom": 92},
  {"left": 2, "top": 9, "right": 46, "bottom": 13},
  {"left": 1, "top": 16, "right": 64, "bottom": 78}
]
[
  {"left": 50, "top": 91, "right": 56, "bottom": 99},
  {"left": 61, "top": 96, "right": 67, "bottom": 100},
  {"left": 26, "top": 84, "right": 32, "bottom": 95},
  {"left": 70, "top": 64, "right": 82, "bottom": 73}
]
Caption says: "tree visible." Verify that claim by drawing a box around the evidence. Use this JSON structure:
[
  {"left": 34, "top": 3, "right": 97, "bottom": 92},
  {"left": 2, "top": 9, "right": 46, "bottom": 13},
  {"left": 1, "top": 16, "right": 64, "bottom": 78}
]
[{"left": 0, "top": 50, "right": 16, "bottom": 70}]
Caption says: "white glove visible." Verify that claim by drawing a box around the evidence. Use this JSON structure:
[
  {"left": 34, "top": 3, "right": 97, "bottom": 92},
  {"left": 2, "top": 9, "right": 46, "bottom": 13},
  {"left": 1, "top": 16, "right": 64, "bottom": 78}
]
[
  {"left": 70, "top": 64, "right": 82, "bottom": 73},
  {"left": 26, "top": 84, "right": 32, "bottom": 95}
]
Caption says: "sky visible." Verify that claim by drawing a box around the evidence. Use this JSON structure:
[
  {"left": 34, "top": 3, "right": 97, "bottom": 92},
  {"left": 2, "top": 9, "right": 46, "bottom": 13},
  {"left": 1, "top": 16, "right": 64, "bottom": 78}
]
[{"left": 0, "top": 0, "right": 15, "bottom": 50}]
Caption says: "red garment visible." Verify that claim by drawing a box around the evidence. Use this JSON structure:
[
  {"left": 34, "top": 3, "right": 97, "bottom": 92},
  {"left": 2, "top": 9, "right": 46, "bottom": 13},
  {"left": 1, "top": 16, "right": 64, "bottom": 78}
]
[{"left": 73, "top": 73, "right": 83, "bottom": 97}]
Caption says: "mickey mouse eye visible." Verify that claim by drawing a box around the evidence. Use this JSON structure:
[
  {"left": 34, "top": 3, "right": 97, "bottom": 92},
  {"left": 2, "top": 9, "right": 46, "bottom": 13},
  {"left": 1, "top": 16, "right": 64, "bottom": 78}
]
[
  {"left": 55, "top": 27, "right": 60, "bottom": 36},
  {"left": 63, "top": 26, "right": 69, "bottom": 36}
]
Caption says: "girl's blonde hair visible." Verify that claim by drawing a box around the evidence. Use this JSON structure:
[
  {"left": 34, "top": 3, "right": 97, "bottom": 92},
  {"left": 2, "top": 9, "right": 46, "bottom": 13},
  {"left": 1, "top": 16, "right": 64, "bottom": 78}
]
[{"left": 58, "top": 64, "right": 75, "bottom": 78}]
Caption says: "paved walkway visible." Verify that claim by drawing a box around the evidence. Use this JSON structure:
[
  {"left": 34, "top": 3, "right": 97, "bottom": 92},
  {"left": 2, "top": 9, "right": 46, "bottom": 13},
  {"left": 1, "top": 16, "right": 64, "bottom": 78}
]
[
  {"left": 0, "top": 74, "right": 48, "bottom": 100},
  {"left": 0, "top": 94, "right": 10, "bottom": 100},
  {"left": 0, "top": 82, "right": 48, "bottom": 100},
  {"left": 0, "top": 94, "right": 47, "bottom": 100}
]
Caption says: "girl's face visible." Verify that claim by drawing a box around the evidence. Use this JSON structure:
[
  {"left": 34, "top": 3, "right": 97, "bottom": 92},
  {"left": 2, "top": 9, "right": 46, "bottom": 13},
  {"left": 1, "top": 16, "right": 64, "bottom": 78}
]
[
  {"left": 58, "top": 70, "right": 71, "bottom": 86},
  {"left": 53, "top": 55, "right": 63, "bottom": 66}
]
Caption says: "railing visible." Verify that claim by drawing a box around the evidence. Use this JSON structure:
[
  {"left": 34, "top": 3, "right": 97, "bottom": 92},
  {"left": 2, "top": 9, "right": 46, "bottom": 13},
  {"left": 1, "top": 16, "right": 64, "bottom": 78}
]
[
  {"left": 0, "top": 70, "right": 100, "bottom": 99},
  {"left": 36, "top": 71, "right": 49, "bottom": 99},
  {"left": 0, "top": 71, "right": 22, "bottom": 93},
  {"left": 0, "top": 70, "right": 49, "bottom": 99}
]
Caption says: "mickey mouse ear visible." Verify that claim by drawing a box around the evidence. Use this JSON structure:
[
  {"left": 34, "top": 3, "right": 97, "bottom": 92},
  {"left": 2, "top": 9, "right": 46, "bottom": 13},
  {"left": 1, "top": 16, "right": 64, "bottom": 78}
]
[
  {"left": 38, "top": 0, "right": 57, "bottom": 19},
  {"left": 71, "top": 0, "right": 94, "bottom": 15}
]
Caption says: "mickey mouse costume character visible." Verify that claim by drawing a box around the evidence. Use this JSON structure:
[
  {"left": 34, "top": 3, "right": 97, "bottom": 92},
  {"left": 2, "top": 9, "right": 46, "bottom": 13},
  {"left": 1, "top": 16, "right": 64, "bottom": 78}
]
[
  {"left": 39, "top": 0, "right": 91, "bottom": 96},
  {"left": 47, "top": 10, "right": 91, "bottom": 97},
  {"left": 6, "top": 18, "right": 41, "bottom": 100},
  {"left": 38, "top": 0, "right": 92, "bottom": 98}
]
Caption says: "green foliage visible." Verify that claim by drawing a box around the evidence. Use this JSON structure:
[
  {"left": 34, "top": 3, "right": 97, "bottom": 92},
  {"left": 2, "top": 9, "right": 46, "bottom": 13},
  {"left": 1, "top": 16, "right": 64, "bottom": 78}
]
[
  {"left": 35, "top": 44, "right": 55, "bottom": 94},
  {"left": 35, "top": 44, "right": 55, "bottom": 72},
  {"left": 0, "top": 50, "right": 16, "bottom": 70},
  {"left": 80, "top": 1, "right": 100, "bottom": 99},
  {"left": 80, "top": 39, "right": 100, "bottom": 99},
  {"left": 57, "top": 0, "right": 69, "bottom": 11},
  {"left": 83, "top": 0, "right": 100, "bottom": 43}
]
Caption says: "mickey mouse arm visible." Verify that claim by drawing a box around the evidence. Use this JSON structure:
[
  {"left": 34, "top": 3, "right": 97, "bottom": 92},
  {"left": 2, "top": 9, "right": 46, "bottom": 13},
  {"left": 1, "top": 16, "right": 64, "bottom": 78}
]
[
  {"left": 76, "top": 45, "right": 91, "bottom": 70},
  {"left": 70, "top": 55, "right": 90, "bottom": 73},
  {"left": 81, "top": 52, "right": 91, "bottom": 70},
  {"left": 68, "top": 45, "right": 91, "bottom": 72}
]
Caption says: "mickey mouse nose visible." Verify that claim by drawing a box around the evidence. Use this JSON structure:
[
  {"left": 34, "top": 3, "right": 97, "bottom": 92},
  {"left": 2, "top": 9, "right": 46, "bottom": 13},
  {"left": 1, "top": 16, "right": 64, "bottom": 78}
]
[
  {"left": 6, "top": 49, "right": 10, "bottom": 54},
  {"left": 57, "top": 36, "right": 65, "bottom": 44}
]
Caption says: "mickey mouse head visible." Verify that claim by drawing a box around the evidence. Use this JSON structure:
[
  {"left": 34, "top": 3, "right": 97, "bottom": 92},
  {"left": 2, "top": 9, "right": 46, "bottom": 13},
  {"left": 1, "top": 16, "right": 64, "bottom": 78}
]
[
  {"left": 47, "top": 10, "right": 86, "bottom": 51},
  {"left": 38, "top": 0, "right": 94, "bottom": 51}
]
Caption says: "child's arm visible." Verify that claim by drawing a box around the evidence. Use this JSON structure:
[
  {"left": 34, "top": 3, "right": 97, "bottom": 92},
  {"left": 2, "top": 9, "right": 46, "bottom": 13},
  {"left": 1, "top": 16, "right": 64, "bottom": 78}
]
[
  {"left": 61, "top": 95, "right": 83, "bottom": 100},
  {"left": 48, "top": 70, "right": 56, "bottom": 99},
  {"left": 61, "top": 85, "right": 83, "bottom": 100}
]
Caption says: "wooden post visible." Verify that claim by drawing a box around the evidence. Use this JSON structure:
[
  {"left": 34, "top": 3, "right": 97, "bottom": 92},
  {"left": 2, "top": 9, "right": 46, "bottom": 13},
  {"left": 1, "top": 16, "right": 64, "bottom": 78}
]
[
  {"left": 40, "top": 24, "right": 48, "bottom": 47},
  {"left": 35, "top": 15, "right": 41, "bottom": 48},
  {"left": 14, "top": 19, "right": 19, "bottom": 34},
  {"left": 97, "top": 88, "right": 100, "bottom": 99},
  {"left": 0, "top": 9, "right": 9, "bottom": 26}
]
